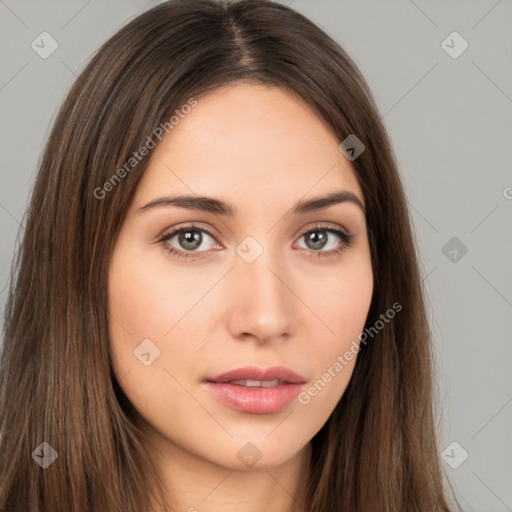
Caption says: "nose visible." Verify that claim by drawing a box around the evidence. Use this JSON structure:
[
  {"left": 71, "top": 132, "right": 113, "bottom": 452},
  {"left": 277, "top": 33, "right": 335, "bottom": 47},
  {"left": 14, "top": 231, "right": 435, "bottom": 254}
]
[{"left": 226, "top": 242, "right": 298, "bottom": 344}]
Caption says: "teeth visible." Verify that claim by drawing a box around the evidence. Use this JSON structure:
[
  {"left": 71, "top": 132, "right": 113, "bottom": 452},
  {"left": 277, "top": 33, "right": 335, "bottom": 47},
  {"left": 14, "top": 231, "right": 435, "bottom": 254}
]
[{"left": 230, "top": 379, "right": 281, "bottom": 387}]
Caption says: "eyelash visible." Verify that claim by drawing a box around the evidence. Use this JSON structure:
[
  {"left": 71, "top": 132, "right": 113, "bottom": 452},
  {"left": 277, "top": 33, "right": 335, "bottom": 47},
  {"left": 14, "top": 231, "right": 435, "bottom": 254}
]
[{"left": 157, "top": 223, "right": 355, "bottom": 261}]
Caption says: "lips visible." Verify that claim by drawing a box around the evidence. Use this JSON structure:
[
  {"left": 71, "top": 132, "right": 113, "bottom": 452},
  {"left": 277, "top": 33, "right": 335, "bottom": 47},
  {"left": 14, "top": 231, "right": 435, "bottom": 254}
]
[
  {"left": 203, "top": 365, "right": 307, "bottom": 414},
  {"left": 205, "top": 365, "right": 306, "bottom": 385}
]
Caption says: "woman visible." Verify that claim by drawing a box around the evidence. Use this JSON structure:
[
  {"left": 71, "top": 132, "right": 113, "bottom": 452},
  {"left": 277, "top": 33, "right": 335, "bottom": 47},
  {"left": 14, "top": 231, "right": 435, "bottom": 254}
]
[{"left": 0, "top": 0, "right": 461, "bottom": 510}]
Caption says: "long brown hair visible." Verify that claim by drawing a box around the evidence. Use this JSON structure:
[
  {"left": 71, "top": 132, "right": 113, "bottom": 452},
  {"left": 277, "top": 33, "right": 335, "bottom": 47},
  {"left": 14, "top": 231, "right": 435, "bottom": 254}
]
[{"left": 0, "top": 0, "right": 460, "bottom": 510}]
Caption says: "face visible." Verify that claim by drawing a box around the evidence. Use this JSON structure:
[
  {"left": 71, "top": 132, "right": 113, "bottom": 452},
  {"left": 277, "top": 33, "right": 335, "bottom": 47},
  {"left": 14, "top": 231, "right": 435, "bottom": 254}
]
[{"left": 108, "top": 83, "right": 373, "bottom": 472}]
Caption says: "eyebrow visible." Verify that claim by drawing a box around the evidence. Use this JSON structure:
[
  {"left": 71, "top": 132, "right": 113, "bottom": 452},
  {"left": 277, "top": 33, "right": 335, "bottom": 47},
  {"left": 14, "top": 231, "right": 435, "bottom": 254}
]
[{"left": 137, "top": 190, "right": 365, "bottom": 216}]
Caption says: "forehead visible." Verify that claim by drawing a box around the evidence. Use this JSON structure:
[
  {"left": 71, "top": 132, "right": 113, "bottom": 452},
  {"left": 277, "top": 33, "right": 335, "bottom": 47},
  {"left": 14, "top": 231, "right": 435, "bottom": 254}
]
[{"left": 134, "top": 83, "right": 363, "bottom": 212}]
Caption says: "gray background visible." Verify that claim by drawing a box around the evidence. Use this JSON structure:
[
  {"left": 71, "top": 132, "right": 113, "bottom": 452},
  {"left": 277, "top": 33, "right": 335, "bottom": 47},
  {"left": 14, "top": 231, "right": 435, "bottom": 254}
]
[{"left": 1, "top": 0, "right": 511, "bottom": 510}]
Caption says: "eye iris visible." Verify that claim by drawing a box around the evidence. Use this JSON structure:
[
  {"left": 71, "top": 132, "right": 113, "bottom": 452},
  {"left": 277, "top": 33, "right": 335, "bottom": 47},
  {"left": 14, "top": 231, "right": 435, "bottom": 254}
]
[
  {"left": 179, "top": 230, "right": 202, "bottom": 250},
  {"left": 305, "top": 230, "right": 327, "bottom": 250}
]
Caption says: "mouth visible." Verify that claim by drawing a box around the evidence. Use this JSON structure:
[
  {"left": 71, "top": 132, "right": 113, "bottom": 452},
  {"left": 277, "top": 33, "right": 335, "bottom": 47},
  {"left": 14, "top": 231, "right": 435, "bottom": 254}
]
[
  {"left": 221, "top": 379, "right": 285, "bottom": 387},
  {"left": 203, "top": 365, "right": 306, "bottom": 414}
]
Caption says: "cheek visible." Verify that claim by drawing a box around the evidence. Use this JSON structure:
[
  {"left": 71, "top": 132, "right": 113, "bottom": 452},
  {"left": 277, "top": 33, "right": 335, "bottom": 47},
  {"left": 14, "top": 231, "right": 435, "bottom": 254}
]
[
  {"left": 107, "top": 241, "right": 205, "bottom": 385},
  {"left": 108, "top": 240, "right": 205, "bottom": 341},
  {"left": 297, "top": 253, "right": 373, "bottom": 410},
  {"left": 107, "top": 244, "right": 207, "bottom": 423},
  {"left": 304, "top": 249, "right": 374, "bottom": 346}
]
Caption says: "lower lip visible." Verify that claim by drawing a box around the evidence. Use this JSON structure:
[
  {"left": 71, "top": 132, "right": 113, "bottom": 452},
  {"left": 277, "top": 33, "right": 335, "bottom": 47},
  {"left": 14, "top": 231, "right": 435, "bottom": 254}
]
[{"left": 203, "top": 381, "right": 303, "bottom": 414}]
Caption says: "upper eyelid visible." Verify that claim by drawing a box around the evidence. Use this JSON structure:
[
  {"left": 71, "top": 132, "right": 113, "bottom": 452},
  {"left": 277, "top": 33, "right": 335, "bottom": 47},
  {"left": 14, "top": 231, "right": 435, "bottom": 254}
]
[{"left": 160, "top": 223, "right": 217, "bottom": 240}]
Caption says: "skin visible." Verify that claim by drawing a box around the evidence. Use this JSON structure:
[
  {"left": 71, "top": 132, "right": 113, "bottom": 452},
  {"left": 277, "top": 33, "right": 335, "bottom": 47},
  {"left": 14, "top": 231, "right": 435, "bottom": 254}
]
[{"left": 108, "top": 82, "right": 374, "bottom": 512}]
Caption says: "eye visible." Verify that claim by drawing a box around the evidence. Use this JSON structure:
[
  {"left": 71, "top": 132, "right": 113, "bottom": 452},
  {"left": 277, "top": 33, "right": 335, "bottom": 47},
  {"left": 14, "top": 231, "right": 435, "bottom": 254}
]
[
  {"left": 157, "top": 222, "right": 355, "bottom": 261},
  {"left": 294, "top": 223, "right": 355, "bottom": 258},
  {"left": 157, "top": 224, "right": 220, "bottom": 260}
]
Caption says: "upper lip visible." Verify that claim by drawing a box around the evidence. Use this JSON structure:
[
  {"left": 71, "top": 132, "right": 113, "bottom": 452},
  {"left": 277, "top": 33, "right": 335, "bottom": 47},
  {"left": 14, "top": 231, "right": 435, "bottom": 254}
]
[{"left": 206, "top": 365, "right": 306, "bottom": 384}]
